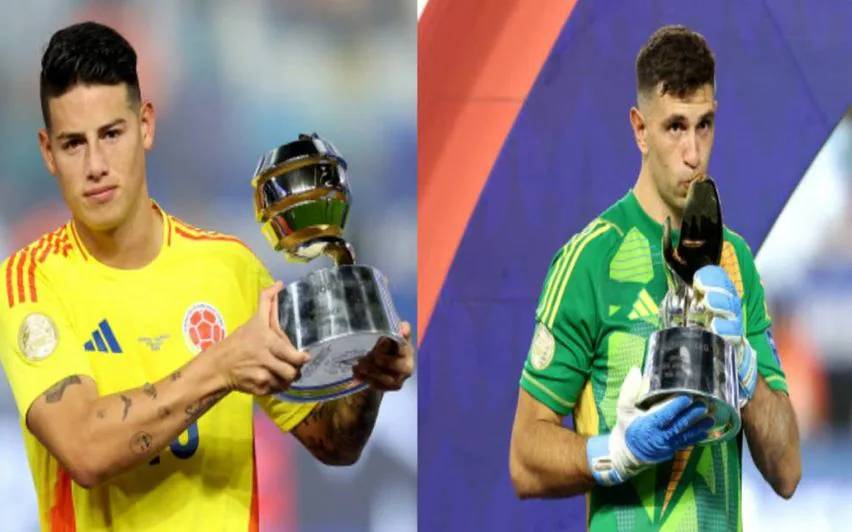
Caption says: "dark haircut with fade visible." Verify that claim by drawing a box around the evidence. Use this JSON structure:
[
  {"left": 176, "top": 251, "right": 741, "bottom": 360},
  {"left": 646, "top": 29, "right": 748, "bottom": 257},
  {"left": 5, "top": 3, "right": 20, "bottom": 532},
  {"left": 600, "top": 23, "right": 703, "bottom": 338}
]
[
  {"left": 40, "top": 21, "right": 140, "bottom": 129},
  {"left": 636, "top": 25, "right": 715, "bottom": 99}
]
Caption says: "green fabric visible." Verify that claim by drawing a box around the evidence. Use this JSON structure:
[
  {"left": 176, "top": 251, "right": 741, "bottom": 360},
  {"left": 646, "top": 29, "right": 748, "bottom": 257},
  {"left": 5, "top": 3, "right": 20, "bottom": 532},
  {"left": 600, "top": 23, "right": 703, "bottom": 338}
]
[{"left": 520, "top": 190, "right": 787, "bottom": 530}]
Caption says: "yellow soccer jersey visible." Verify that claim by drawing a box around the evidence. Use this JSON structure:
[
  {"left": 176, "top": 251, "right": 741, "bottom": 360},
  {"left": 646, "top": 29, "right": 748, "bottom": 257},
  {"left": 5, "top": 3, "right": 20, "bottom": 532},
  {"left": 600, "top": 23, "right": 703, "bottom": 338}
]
[{"left": 0, "top": 204, "right": 315, "bottom": 531}]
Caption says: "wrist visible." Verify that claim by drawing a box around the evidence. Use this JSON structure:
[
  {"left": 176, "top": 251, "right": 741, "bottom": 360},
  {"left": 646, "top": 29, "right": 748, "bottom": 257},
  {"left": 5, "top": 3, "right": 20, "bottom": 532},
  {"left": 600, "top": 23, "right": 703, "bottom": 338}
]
[
  {"left": 189, "top": 344, "right": 233, "bottom": 396},
  {"left": 586, "top": 434, "right": 630, "bottom": 486}
]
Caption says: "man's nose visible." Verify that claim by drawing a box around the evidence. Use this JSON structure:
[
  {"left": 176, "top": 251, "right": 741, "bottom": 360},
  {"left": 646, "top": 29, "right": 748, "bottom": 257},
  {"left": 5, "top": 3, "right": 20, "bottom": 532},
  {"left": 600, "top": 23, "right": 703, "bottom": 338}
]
[
  {"left": 85, "top": 140, "right": 109, "bottom": 180},
  {"left": 682, "top": 131, "right": 700, "bottom": 169}
]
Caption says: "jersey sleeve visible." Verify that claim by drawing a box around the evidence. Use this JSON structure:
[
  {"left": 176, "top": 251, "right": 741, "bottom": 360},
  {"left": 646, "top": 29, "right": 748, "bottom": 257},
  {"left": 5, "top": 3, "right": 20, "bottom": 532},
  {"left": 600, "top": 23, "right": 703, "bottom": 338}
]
[
  {"left": 520, "top": 228, "right": 608, "bottom": 416},
  {"left": 255, "top": 395, "right": 317, "bottom": 431},
  {"left": 734, "top": 238, "right": 789, "bottom": 394},
  {"left": 0, "top": 262, "right": 94, "bottom": 417}
]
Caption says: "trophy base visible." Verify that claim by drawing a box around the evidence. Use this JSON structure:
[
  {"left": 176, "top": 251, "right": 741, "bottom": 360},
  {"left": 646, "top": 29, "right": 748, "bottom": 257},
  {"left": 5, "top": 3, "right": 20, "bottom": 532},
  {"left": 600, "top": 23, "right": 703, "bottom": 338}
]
[
  {"left": 638, "top": 327, "right": 741, "bottom": 443},
  {"left": 276, "top": 265, "right": 402, "bottom": 402}
]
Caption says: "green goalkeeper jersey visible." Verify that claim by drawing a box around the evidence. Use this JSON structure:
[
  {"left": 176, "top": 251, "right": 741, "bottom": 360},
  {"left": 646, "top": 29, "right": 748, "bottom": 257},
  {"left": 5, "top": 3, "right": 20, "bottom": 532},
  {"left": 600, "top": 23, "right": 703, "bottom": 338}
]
[{"left": 520, "top": 190, "right": 788, "bottom": 532}]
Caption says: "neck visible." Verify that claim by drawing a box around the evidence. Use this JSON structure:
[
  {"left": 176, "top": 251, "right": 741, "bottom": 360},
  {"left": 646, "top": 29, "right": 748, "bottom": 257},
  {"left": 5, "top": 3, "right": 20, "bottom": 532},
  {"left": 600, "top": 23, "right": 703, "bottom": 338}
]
[
  {"left": 634, "top": 163, "right": 682, "bottom": 229},
  {"left": 74, "top": 198, "right": 163, "bottom": 269}
]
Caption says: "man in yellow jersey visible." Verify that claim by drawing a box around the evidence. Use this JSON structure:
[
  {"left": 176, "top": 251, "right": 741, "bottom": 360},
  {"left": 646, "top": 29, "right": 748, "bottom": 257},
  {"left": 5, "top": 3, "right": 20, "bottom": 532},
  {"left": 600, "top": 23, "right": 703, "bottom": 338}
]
[
  {"left": 510, "top": 26, "right": 800, "bottom": 530},
  {"left": 0, "top": 21, "right": 414, "bottom": 531}
]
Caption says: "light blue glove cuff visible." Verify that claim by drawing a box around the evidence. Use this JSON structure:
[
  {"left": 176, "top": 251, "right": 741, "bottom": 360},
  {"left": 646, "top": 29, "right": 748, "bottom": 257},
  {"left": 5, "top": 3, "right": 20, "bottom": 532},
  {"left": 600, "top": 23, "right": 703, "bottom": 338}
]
[{"left": 586, "top": 435, "right": 627, "bottom": 487}]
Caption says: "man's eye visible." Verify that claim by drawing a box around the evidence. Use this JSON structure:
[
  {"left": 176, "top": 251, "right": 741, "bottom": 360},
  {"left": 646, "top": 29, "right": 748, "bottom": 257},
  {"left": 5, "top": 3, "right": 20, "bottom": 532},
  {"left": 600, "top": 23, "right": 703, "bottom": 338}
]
[
  {"left": 105, "top": 129, "right": 121, "bottom": 139},
  {"left": 63, "top": 139, "right": 83, "bottom": 150},
  {"left": 668, "top": 122, "right": 685, "bottom": 132},
  {"left": 698, "top": 120, "right": 713, "bottom": 130}
]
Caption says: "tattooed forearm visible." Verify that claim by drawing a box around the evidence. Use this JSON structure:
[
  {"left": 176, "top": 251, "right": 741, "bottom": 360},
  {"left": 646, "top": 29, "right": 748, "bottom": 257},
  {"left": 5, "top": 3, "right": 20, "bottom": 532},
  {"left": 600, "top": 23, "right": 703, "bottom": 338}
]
[
  {"left": 44, "top": 376, "right": 82, "bottom": 403},
  {"left": 121, "top": 395, "right": 132, "bottom": 421},
  {"left": 157, "top": 406, "right": 171, "bottom": 420},
  {"left": 185, "top": 389, "right": 227, "bottom": 421},
  {"left": 129, "top": 431, "right": 153, "bottom": 454},
  {"left": 295, "top": 389, "right": 383, "bottom": 465},
  {"left": 143, "top": 382, "right": 158, "bottom": 399},
  {"left": 170, "top": 370, "right": 181, "bottom": 382}
]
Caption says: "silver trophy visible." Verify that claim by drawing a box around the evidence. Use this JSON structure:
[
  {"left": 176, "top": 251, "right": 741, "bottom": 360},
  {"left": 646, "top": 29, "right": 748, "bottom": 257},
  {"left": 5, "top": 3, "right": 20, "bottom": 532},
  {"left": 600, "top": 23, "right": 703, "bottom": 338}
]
[
  {"left": 637, "top": 176, "right": 741, "bottom": 443},
  {"left": 251, "top": 133, "right": 402, "bottom": 402}
]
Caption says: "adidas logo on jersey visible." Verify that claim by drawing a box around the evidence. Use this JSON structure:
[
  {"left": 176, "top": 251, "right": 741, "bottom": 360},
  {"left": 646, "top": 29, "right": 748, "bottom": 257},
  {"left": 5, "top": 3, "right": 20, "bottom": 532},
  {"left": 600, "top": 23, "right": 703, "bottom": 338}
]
[
  {"left": 627, "top": 289, "right": 659, "bottom": 324},
  {"left": 83, "top": 319, "right": 123, "bottom": 354}
]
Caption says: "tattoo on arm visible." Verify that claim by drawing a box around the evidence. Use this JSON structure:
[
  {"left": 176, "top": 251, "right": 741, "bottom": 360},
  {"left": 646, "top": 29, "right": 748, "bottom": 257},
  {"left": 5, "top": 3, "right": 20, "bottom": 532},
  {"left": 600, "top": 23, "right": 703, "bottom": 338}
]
[
  {"left": 44, "top": 376, "right": 82, "bottom": 403},
  {"left": 157, "top": 406, "right": 171, "bottom": 420},
  {"left": 296, "top": 389, "right": 382, "bottom": 463},
  {"left": 121, "top": 395, "right": 132, "bottom": 421},
  {"left": 170, "top": 371, "right": 181, "bottom": 382},
  {"left": 143, "top": 382, "right": 158, "bottom": 400},
  {"left": 96, "top": 409, "right": 106, "bottom": 419},
  {"left": 129, "top": 431, "right": 153, "bottom": 454},
  {"left": 185, "top": 390, "right": 227, "bottom": 421}
]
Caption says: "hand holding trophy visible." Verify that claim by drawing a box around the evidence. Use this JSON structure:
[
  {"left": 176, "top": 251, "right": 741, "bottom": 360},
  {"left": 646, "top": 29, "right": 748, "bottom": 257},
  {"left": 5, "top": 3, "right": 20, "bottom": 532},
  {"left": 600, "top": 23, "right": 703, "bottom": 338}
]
[
  {"left": 252, "top": 133, "right": 402, "bottom": 402},
  {"left": 637, "top": 175, "right": 742, "bottom": 443}
]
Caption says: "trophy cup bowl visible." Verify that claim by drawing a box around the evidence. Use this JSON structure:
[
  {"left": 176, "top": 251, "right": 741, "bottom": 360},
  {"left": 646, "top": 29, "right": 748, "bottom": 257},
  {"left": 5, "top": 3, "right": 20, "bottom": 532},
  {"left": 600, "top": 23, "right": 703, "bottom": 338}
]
[
  {"left": 252, "top": 133, "right": 402, "bottom": 402},
  {"left": 638, "top": 176, "right": 742, "bottom": 443},
  {"left": 638, "top": 327, "right": 740, "bottom": 442}
]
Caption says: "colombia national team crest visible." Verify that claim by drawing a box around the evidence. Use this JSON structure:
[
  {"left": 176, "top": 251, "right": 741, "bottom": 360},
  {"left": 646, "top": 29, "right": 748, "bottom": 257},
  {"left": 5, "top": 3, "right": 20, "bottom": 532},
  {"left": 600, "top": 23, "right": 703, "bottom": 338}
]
[{"left": 183, "top": 303, "right": 226, "bottom": 354}]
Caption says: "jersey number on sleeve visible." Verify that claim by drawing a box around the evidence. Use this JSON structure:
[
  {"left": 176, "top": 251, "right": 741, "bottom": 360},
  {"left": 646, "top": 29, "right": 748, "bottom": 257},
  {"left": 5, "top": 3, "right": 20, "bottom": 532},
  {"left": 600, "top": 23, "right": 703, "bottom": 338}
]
[{"left": 170, "top": 421, "right": 200, "bottom": 459}]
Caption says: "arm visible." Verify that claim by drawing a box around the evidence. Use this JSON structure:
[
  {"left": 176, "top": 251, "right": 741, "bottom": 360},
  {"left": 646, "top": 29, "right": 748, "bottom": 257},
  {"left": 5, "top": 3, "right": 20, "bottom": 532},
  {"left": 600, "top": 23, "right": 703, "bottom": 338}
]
[
  {"left": 292, "top": 389, "right": 383, "bottom": 466},
  {"left": 27, "top": 355, "right": 225, "bottom": 488},
  {"left": 291, "top": 321, "right": 414, "bottom": 465},
  {"left": 509, "top": 388, "right": 595, "bottom": 498},
  {"left": 26, "top": 282, "right": 307, "bottom": 488},
  {"left": 742, "top": 376, "right": 801, "bottom": 499}
]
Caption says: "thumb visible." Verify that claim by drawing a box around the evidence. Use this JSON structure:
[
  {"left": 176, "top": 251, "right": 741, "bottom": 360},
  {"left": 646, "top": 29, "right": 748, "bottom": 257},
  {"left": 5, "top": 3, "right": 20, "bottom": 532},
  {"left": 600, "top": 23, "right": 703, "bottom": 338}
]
[
  {"left": 618, "top": 366, "right": 644, "bottom": 410},
  {"left": 257, "top": 281, "right": 283, "bottom": 324}
]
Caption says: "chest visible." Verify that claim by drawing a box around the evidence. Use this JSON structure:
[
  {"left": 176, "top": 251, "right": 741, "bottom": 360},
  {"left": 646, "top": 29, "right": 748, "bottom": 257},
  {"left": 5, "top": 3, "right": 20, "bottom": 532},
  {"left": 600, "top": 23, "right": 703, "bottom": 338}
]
[{"left": 60, "top": 262, "right": 253, "bottom": 394}]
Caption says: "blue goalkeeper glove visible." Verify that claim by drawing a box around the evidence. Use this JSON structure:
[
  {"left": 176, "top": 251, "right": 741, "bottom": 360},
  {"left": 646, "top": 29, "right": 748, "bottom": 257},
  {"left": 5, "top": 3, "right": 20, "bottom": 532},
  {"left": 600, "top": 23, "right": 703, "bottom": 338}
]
[
  {"left": 586, "top": 367, "right": 713, "bottom": 486},
  {"left": 693, "top": 265, "right": 758, "bottom": 404}
]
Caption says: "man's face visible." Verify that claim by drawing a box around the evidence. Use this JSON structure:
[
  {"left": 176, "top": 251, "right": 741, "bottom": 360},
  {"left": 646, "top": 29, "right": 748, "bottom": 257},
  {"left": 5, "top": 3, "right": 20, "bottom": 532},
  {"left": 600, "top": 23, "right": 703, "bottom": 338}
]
[
  {"left": 633, "top": 83, "right": 716, "bottom": 212},
  {"left": 38, "top": 83, "right": 154, "bottom": 232}
]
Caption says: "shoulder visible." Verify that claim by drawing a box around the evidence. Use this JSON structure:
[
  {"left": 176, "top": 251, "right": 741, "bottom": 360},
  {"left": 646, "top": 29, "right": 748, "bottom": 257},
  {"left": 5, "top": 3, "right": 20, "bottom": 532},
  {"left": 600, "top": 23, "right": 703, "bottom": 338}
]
[
  {"left": 0, "top": 223, "right": 83, "bottom": 307},
  {"left": 167, "top": 214, "right": 264, "bottom": 268},
  {"left": 545, "top": 217, "right": 623, "bottom": 284}
]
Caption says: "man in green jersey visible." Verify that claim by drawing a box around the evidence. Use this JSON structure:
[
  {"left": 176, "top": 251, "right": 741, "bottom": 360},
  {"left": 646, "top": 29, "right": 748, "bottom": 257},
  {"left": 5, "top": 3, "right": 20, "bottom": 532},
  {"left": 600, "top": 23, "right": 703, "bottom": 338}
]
[{"left": 509, "top": 25, "right": 801, "bottom": 531}]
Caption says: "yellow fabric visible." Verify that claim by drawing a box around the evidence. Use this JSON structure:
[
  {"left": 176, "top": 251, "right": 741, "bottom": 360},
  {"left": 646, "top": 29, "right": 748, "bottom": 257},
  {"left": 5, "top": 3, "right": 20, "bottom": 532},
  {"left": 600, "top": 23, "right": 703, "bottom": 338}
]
[{"left": 0, "top": 208, "right": 315, "bottom": 531}]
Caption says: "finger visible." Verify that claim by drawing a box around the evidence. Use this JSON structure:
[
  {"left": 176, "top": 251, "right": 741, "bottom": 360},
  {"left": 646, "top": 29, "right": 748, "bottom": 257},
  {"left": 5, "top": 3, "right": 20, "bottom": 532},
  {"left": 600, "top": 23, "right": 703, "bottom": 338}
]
[
  {"left": 269, "top": 284, "right": 288, "bottom": 340},
  {"left": 667, "top": 402, "right": 709, "bottom": 433},
  {"left": 258, "top": 281, "right": 283, "bottom": 323},
  {"left": 710, "top": 317, "right": 741, "bottom": 338},
  {"left": 263, "top": 355, "right": 299, "bottom": 386},
  {"left": 368, "top": 336, "right": 400, "bottom": 358},
  {"left": 353, "top": 365, "right": 403, "bottom": 391},
  {"left": 399, "top": 321, "right": 412, "bottom": 341},
  {"left": 268, "top": 337, "right": 310, "bottom": 366},
  {"left": 368, "top": 349, "right": 413, "bottom": 376},
  {"left": 650, "top": 395, "right": 693, "bottom": 426},
  {"left": 354, "top": 357, "right": 407, "bottom": 386},
  {"left": 671, "top": 416, "right": 714, "bottom": 448},
  {"left": 704, "top": 291, "right": 737, "bottom": 318}
]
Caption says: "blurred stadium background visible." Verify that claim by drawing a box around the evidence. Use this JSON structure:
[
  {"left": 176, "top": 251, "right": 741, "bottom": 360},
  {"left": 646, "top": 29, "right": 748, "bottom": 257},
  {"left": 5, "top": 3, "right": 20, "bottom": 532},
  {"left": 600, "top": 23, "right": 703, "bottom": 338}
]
[
  {"left": 419, "top": 1, "right": 852, "bottom": 531},
  {"left": 0, "top": 1, "right": 415, "bottom": 531}
]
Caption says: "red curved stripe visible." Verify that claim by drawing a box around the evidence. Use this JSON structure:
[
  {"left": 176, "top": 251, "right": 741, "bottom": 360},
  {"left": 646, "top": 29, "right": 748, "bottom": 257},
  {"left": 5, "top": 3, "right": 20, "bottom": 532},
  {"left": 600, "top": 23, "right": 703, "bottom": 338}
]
[{"left": 418, "top": 0, "right": 579, "bottom": 339}]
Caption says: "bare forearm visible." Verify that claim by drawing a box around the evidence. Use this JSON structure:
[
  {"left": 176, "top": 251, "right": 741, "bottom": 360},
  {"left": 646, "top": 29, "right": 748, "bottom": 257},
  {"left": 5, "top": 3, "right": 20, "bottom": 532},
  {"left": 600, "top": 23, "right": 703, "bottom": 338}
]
[
  {"left": 38, "top": 351, "right": 227, "bottom": 486},
  {"left": 742, "top": 376, "right": 801, "bottom": 498},
  {"left": 510, "top": 390, "right": 595, "bottom": 498},
  {"left": 294, "top": 388, "right": 383, "bottom": 465},
  {"left": 509, "top": 416, "right": 595, "bottom": 498}
]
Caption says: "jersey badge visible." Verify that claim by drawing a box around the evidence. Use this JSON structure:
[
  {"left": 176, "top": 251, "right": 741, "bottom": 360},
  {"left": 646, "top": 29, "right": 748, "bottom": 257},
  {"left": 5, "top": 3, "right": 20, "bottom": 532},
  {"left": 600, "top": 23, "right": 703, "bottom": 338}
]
[
  {"left": 17, "top": 313, "right": 59, "bottom": 362},
  {"left": 183, "top": 303, "right": 226, "bottom": 354},
  {"left": 138, "top": 334, "right": 170, "bottom": 351},
  {"left": 529, "top": 322, "right": 555, "bottom": 370}
]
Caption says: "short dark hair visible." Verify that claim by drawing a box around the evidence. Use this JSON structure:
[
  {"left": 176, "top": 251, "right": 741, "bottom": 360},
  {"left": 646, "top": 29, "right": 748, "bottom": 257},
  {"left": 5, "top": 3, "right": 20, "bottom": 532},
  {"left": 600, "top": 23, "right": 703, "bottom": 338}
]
[
  {"left": 636, "top": 25, "right": 715, "bottom": 99},
  {"left": 40, "top": 21, "right": 141, "bottom": 128}
]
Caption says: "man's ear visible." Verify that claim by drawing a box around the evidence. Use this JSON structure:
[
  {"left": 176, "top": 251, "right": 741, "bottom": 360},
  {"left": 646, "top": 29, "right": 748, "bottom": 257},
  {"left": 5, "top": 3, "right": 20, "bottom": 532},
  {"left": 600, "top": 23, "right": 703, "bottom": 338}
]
[
  {"left": 139, "top": 101, "right": 156, "bottom": 150},
  {"left": 629, "top": 106, "right": 648, "bottom": 156},
  {"left": 37, "top": 128, "right": 58, "bottom": 176}
]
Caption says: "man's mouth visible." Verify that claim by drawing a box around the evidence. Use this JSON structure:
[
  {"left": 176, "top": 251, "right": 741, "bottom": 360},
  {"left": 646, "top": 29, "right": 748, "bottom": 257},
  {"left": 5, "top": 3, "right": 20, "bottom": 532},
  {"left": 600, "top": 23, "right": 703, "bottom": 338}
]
[{"left": 83, "top": 185, "right": 118, "bottom": 203}]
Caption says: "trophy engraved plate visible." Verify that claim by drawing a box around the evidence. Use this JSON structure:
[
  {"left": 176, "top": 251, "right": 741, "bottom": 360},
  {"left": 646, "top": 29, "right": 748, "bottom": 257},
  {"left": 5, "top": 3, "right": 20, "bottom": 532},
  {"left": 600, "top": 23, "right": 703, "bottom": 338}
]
[
  {"left": 638, "top": 176, "right": 742, "bottom": 443},
  {"left": 252, "top": 133, "right": 402, "bottom": 402}
]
